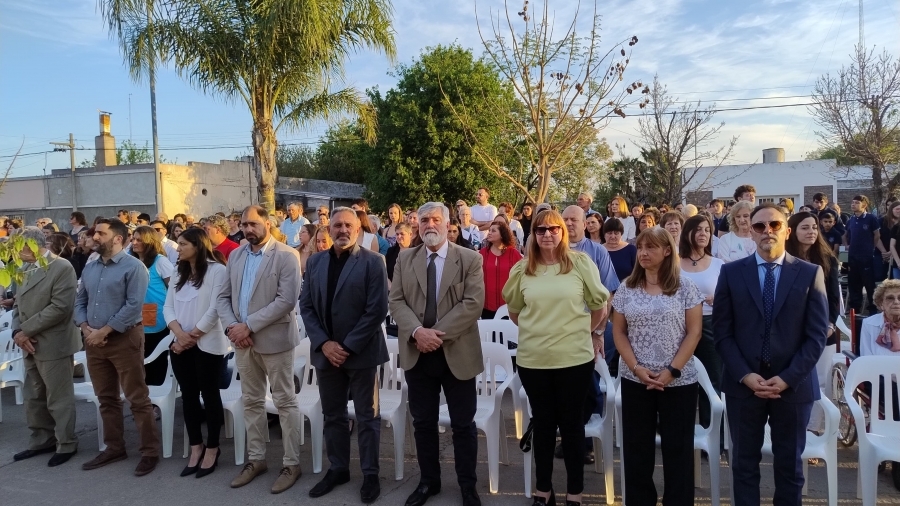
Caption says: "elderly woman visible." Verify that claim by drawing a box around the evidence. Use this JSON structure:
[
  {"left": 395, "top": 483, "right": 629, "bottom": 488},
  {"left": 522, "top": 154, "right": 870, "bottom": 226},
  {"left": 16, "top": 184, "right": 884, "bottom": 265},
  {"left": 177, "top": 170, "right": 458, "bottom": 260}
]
[
  {"left": 480, "top": 220, "right": 522, "bottom": 319},
  {"left": 613, "top": 227, "right": 704, "bottom": 506},
  {"left": 716, "top": 200, "right": 756, "bottom": 262},
  {"left": 385, "top": 223, "right": 412, "bottom": 285},
  {"left": 859, "top": 279, "right": 900, "bottom": 422},
  {"left": 660, "top": 211, "right": 685, "bottom": 243},
  {"left": 503, "top": 210, "right": 609, "bottom": 506},
  {"left": 603, "top": 218, "right": 637, "bottom": 283}
]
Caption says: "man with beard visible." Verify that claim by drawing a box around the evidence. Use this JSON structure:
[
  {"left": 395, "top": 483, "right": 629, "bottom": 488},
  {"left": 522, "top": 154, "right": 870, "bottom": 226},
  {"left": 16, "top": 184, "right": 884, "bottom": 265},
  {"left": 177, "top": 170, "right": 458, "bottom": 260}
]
[
  {"left": 389, "top": 202, "right": 485, "bottom": 506},
  {"left": 714, "top": 203, "right": 827, "bottom": 506},
  {"left": 217, "top": 205, "right": 304, "bottom": 494},
  {"left": 76, "top": 219, "right": 160, "bottom": 476},
  {"left": 299, "top": 208, "right": 388, "bottom": 503}
]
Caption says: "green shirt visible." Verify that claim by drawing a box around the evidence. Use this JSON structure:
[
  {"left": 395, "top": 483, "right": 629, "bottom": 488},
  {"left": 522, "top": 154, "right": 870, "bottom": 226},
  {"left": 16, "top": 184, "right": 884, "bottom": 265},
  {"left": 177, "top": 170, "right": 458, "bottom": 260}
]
[{"left": 502, "top": 252, "right": 609, "bottom": 369}]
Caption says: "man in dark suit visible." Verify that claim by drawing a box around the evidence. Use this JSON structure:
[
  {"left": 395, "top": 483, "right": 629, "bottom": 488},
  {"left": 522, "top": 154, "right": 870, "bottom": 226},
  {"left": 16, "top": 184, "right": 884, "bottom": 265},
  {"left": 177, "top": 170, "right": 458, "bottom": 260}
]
[
  {"left": 713, "top": 203, "right": 828, "bottom": 506},
  {"left": 389, "top": 202, "right": 485, "bottom": 506},
  {"left": 299, "top": 207, "right": 389, "bottom": 504}
]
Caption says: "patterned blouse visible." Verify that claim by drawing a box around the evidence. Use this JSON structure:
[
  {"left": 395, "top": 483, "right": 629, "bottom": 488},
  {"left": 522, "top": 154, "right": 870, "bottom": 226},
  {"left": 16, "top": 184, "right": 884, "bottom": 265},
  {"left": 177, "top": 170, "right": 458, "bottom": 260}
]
[{"left": 612, "top": 275, "right": 704, "bottom": 387}]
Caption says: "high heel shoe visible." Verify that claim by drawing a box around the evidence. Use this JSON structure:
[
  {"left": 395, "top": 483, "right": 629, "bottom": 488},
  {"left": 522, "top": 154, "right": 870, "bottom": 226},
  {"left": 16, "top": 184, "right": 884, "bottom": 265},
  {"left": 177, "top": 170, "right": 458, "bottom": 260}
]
[
  {"left": 531, "top": 487, "right": 556, "bottom": 506},
  {"left": 180, "top": 446, "right": 205, "bottom": 477},
  {"left": 195, "top": 447, "right": 220, "bottom": 478}
]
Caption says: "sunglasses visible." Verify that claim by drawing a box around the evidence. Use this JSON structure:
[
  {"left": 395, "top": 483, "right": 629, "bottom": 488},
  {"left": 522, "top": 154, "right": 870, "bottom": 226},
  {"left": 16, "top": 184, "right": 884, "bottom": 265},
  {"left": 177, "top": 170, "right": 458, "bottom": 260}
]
[
  {"left": 534, "top": 225, "right": 562, "bottom": 236},
  {"left": 152, "top": 227, "right": 166, "bottom": 233},
  {"left": 750, "top": 221, "right": 785, "bottom": 233}
]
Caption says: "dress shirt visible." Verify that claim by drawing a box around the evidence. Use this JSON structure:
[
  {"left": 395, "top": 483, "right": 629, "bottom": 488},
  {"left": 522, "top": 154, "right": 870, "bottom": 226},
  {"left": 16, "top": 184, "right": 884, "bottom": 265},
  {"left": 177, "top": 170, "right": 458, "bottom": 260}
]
[
  {"left": 755, "top": 252, "right": 785, "bottom": 296},
  {"left": 281, "top": 216, "right": 310, "bottom": 247},
  {"left": 238, "top": 238, "right": 274, "bottom": 325},
  {"left": 161, "top": 236, "right": 180, "bottom": 264},
  {"left": 74, "top": 249, "right": 149, "bottom": 333},
  {"left": 570, "top": 237, "right": 621, "bottom": 292}
]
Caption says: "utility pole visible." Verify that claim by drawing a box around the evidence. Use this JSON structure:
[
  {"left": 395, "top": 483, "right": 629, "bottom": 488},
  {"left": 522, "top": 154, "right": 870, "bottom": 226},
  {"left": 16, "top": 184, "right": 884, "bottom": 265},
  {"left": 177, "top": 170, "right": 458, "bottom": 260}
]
[
  {"left": 50, "top": 133, "right": 77, "bottom": 211},
  {"left": 147, "top": 0, "right": 163, "bottom": 214}
]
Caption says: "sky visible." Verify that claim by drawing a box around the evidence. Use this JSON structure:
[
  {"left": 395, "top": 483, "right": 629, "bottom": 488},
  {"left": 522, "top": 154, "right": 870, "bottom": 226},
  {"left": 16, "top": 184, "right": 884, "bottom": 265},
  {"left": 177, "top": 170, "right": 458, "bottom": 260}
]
[{"left": 1, "top": 0, "right": 899, "bottom": 180}]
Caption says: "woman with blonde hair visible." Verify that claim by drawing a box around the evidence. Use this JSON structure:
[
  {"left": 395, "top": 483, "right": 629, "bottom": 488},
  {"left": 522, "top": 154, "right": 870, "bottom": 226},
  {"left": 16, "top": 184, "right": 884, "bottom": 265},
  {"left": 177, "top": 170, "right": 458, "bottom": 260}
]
[
  {"left": 313, "top": 225, "right": 332, "bottom": 252},
  {"left": 613, "top": 227, "right": 704, "bottom": 506},
  {"left": 716, "top": 200, "right": 756, "bottom": 262},
  {"left": 608, "top": 196, "right": 636, "bottom": 241},
  {"left": 503, "top": 210, "right": 609, "bottom": 506},
  {"left": 297, "top": 223, "right": 318, "bottom": 272},
  {"left": 381, "top": 203, "right": 403, "bottom": 246}
]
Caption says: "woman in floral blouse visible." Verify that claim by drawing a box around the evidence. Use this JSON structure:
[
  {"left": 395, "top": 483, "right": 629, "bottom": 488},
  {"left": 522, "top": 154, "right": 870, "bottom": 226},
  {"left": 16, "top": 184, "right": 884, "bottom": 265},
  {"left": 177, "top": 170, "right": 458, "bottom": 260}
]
[{"left": 612, "top": 226, "right": 703, "bottom": 506}]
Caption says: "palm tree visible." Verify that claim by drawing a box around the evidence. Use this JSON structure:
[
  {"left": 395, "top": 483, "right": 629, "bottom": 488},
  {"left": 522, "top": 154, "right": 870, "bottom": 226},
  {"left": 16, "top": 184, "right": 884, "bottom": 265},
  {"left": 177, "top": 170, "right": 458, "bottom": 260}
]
[{"left": 100, "top": 0, "right": 396, "bottom": 210}]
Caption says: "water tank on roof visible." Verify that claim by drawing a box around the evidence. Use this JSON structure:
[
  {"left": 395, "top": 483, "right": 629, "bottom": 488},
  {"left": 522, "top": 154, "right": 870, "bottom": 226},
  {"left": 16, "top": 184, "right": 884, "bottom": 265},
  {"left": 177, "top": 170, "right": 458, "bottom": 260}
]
[{"left": 762, "top": 148, "right": 785, "bottom": 163}]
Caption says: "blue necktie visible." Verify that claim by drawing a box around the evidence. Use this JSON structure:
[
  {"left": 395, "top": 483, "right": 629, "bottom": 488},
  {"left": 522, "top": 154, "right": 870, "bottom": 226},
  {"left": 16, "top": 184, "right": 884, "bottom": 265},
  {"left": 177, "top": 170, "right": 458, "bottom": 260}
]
[{"left": 761, "top": 263, "right": 776, "bottom": 365}]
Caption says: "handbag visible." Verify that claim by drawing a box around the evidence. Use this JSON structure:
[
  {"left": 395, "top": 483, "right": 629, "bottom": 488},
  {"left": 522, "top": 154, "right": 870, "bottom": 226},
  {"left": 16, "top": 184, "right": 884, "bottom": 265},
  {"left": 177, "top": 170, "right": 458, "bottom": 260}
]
[{"left": 519, "top": 420, "right": 535, "bottom": 453}]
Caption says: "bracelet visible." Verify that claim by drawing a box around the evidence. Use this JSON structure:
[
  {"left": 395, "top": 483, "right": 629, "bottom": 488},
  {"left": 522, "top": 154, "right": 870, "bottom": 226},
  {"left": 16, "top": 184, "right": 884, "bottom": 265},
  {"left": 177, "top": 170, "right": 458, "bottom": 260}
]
[{"left": 632, "top": 362, "right": 640, "bottom": 374}]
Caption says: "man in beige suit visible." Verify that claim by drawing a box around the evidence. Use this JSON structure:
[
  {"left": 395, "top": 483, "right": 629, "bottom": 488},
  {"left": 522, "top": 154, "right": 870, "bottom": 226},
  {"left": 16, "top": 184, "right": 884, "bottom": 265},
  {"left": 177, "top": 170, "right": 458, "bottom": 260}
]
[
  {"left": 216, "top": 205, "right": 303, "bottom": 494},
  {"left": 11, "top": 227, "right": 81, "bottom": 466},
  {"left": 389, "top": 202, "right": 485, "bottom": 506}
]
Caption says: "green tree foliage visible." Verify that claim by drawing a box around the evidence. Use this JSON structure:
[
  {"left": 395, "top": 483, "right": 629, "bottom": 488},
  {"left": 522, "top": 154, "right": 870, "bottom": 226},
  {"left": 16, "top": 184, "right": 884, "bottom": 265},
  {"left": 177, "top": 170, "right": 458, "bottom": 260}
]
[
  {"left": 116, "top": 139, "right": 153, "bottom": 165},
  {"left": 275, "top": 145, "right": 318, "bottom": 179},
  {"left": 363, "top": 44, "right": 519, "bottom": 211},
  {"left": 314, "top": 121, "right": 372, "bottom": 184},
  {"left": 100, "top": 0, "right": 395, "bottom": 211},
  {"left": 804, "top": 144, "right": 864, "bottom": 166}
]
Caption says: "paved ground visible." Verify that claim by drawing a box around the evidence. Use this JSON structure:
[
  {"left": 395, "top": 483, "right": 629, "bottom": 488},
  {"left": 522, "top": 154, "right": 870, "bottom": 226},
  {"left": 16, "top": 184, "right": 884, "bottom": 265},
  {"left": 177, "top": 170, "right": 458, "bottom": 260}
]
[{"left": 1, "top": 387, "right": 899, "bottom": 505}]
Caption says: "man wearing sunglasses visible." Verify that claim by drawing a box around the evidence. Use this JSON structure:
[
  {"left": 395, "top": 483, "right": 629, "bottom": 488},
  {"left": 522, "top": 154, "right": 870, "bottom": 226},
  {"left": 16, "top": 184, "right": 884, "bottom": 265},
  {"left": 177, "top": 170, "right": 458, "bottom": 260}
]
[
  {"left": 150, "top": 220, "right": 179, "bottom": 264},
  {"left": 713, "top": 203, "right": 827, "bottom": 506}
]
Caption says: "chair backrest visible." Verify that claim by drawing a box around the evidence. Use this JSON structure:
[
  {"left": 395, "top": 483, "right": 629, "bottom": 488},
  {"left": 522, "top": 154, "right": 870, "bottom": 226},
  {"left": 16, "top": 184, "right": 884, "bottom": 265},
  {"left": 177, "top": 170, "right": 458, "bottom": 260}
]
[
  {"left": 295, "top": 338, "right": 320, "bottom": 392},
  {"left": 0, "top": 328, "right": 23, "bottom": 365},
  {"left": 693, "top": 356, "right": 724, "bottom": 437},
  {"left": 477, "top": 319, "right": 519, "bottom": 352},
  {"left": 492, "top": 304, "right": 510, "bottom": 320},
  {"left": 844, "top": 355, "right": 900, "bottom": 437},
  {"left": 144, "top": 333, "right": 174, "bottom": 365},
  {"left": 0, "top": 311, "right": 12, "bottom": 331},
  {"left": 594, "top": 357, "right": 616, "bottom": 421},
  {"left": 476, "top": 341, "right": 514, "bottom": 400},
  {"left": 382, "top": 338, "right": 404, "bottom": 394}
]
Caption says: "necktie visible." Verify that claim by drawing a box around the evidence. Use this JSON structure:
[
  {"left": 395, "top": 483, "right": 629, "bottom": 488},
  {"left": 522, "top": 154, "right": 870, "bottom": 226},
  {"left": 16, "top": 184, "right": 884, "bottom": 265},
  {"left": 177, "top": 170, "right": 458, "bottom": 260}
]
[
  {"left": 761, "top": 263, "right": 776, "bottom": 365},
  {"left": 424, "top": 253, "right": 438, "bottom": 328}
]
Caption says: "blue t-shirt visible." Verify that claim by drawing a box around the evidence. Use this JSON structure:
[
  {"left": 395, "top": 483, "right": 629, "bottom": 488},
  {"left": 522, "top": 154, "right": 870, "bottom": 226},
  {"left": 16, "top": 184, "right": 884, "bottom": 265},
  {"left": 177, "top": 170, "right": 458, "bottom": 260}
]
[
  {"left": 608, "top": 244, "right": 637, "bottom": 282},
  {"left": 821, "top": 227, "right": 843, "bottom": 250},
  {"left": 847, "top": 212, "right": 880, "bottom": 257}
]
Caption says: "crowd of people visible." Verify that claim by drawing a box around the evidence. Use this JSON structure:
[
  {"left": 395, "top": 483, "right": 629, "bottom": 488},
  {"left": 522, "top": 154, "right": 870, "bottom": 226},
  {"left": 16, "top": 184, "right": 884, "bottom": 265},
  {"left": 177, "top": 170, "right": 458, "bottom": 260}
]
[{"left": 1, "top": 182, "right": 899, "bottom": 506}]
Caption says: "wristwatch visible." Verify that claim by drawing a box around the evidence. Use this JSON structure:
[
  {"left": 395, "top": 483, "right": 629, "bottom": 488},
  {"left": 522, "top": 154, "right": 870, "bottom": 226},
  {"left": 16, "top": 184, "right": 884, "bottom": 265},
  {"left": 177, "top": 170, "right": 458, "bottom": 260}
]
[{"left": 666, "top": 365, "right": 682, "bottom": 378}]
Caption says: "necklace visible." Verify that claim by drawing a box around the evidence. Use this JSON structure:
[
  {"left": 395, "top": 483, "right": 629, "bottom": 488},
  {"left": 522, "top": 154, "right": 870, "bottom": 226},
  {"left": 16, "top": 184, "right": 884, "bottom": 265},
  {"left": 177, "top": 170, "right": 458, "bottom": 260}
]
[{"left": 689, "top": 252, "right": 705, "bottom": 266}]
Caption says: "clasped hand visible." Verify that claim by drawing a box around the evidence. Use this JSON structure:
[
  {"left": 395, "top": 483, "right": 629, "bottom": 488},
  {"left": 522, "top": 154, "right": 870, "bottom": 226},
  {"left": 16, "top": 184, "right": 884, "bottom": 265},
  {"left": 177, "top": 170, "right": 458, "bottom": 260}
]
[
  {"left": 82, "top": 325, "right": 108, "bottom": 347},
  {"left": 414, "top": 327, "right": 444, "bottom": 353},
  {"left": 635, "top": 366, "right": 675, "bottom": 391},
  {"left": 742, "top": 373, "right": 787, "bottom": 399},
  {"left": 227, "top": 323, "right": 253, "bottom": 349},
  {"left": 171, "top": 328, "right": 203, "bottom": 354},
  {"left": 13, "top": 332, "right": 37, "bottom": 354},
  {"left": 322, "top": 341, "right": 350, "bottom": 367}
]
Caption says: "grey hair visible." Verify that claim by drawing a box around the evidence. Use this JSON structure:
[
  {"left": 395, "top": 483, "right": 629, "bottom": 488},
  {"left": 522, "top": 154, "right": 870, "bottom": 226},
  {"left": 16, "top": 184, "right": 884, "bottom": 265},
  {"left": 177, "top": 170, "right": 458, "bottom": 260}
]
[
  {"left": 288, "top": 201, "right": 303, "bottom": 211},
  {"left": 535, "top": 203, "right": 552, "bottom": 214},
  {"left": 21, "top": 226, "right": 46, "bottom": 248},
  {"left": 331, "top": 206, "right": 359, "bottom": 224},
  {"left": 368, "top": 214, "right": 382, "bottom": 228},
  {"left": 207, "top": 214, "right": 229, "bottom": 236},
  {"left": 418, "top": 202, "right": 450, "bottom": 222}
]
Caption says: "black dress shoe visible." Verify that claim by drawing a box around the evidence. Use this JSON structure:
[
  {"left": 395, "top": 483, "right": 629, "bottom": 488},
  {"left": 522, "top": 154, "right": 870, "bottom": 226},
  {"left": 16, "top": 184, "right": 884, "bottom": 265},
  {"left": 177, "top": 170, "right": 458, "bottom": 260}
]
[
  {"left": 461, "top": 486, "right": 482, "bottom": 506},
  {"left": 531, "top": 487, "right": 556, "bottom": 506},
  {"left": 360, "top": 474, "right": 381, "bottom": 503},
  {"left": 180, "top": 446, "right": 205, "bottom": 477},
  {"left": 14, "top": 446, "right": 56, "bottom": 461},
  {"left": 404, "top": 482, "right": 441, "bottom": 506},
  {"left": 196, "top": 447, "right": 220, "bottom": 478},
  {"left": 308, "top": 468, "right": 351, "bottom": 498},
  {"left": 48, "top": 451, "right": 77, "bottom": 467}
]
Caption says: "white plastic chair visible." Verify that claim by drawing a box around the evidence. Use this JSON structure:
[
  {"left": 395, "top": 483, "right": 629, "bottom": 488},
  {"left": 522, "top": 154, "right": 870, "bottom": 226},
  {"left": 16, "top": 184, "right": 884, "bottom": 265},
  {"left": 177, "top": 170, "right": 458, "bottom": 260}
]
[
  {"left": 492, "top": 304, "right": 510, "bottom": 320},
  {"left": 266, "top": 338, "right": 323, "bottom": 473},
  {"left": 521, "top": 358, "right": 617, "bottom": 503},
  {"left": 0, "top": 328, "right": 25, "bottom": 412},
  {"left": 477, "top": 319, "right": 524, "bottom": 438},
  {"left": 0, "top": 311, "right": 13, "bottom": 331},
  {"left": 438, "top": 341, "right": 512, "bottom": 494},
  {"left": 843, "top": 356, "right": 900, "bottom": 506},
  {"left": 347, "top": 338, "right": 411, "bottom": 480},
  {"left": 615, "top": 357, "right": 723, "bottom": 506},
  {"left": 75, "top": 333, "right": 176, "bottom": 455}
]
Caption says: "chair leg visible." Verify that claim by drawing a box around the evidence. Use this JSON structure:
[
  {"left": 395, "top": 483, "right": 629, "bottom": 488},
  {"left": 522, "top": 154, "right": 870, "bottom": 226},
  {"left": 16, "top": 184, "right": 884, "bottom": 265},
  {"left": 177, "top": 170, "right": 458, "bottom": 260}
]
[
  {"left": 161, "top": 402, "right": 175, "bottom": 459},
  {"left": 858, "top": 451, "right": 878, "bottom": 506},
  {"left": 484, "top": 424, "right": 500, "bottom": 494},
  {"left": 802, "top": 459, "right": 809, "bottom": 496},
  {"left": 709, "top": 448, "right": 720, "bottom": 506},
  {"left": 310, "top": 411, "right": 324, "bottom": 474},
  {"left": 231, "top": 408, "right": 246, "bottom": 466},
  {"left": 299, "top": 412, "right": 305, "bottom": 445},
  {"left": 15, "top": 385, "right": 23, "bottom": 404},
  {"left": 499, "top": 414, "right": 509, "bottom": 465},
  {"left": 392, "top": 413, "right": 405, "bottom": 481},
  {"left": 224, "top": 410, "right": 234, "bottom": 439},
  {"left": 826, "top": 456, "right": 838, "bottom": 506},
  {"left": 524, "top": 449, "right": 533, "bottom": 499},
  {"left": 694, "top": 449, "right": 702, "bottom": 488}
]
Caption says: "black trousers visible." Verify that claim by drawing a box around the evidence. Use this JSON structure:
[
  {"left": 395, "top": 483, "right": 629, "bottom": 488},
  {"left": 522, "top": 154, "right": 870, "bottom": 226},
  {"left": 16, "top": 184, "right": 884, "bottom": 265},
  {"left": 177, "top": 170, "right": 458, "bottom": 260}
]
[
  {"left": 621, "top": 378, "right": 698, "bottom": 506},
  {"left": 317, "top": 365, "right": 381, "bottom": 475},
  {"left": 143, "top": 329, "right": 170, "bottom": 386},
  {"left": 848, "top": 254, "right": 877, "bottom": 314},
  {"left": 519, "top": 360, "right": 594, "bottom": 495},
  {"left": 693, "top": 315, "right": 723, "bottom": 429},
  {"left": 405, "top": 348, "right": 478, "bottom": 488},
  {"left": 171, "top": 346, "right": 225, "bottom": 448}
]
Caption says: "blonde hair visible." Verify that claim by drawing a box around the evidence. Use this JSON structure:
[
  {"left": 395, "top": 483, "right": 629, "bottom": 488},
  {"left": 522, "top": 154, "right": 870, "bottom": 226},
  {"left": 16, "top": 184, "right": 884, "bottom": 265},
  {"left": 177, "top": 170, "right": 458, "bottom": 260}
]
[
  {"left": 874, "top": 279, "right": 900, "bottom": 310},
  {"left": 726, "top": 200, "right": 754, "bottom": 231},
  {"left": 524, "top": 210, "right": 574, "bottom": 276},
  {"left": 625, "top": 227, "right": 681, "bottom": 296}
]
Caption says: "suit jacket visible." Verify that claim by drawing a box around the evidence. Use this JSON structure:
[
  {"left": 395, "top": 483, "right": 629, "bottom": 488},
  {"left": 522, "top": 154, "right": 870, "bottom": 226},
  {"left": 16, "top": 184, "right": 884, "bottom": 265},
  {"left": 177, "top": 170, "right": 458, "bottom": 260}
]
[
  {"left": 712, "top": 252, "right": 828, "bottom": 403},
  {"left": 388, "top": 242, "right": 485, "bottom": 380},
  {"left": 216, "top": 239, "right": 302, "bottom": 355},
  {"left": 299, "top": 245, "right": 389, "bottom": 370},
  {"left": 12, "top": 253, "right": 81, "bottom": 361}
]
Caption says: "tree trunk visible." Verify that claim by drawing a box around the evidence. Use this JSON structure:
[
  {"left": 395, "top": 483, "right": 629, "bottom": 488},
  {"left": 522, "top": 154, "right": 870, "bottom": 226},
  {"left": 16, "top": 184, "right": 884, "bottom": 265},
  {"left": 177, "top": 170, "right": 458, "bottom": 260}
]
[
  {"left": 252, "top": 104, "right": 277, "bottom": 212},
  {"left": 536, "top": 158, "right": 551, "bottom": 203},
  {"left": 872, "top": 160, "right": 885, "bottom": 208}
]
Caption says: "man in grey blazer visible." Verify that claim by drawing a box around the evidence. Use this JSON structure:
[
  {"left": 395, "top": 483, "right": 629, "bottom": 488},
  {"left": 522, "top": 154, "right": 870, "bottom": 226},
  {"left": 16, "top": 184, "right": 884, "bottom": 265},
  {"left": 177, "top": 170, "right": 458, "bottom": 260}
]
[
  {"left": 389, "top": 202, "right": 485, "bottom": 506},
  {"left": 217, "top": 205, "right": 304, "bottom": 494},
  {"left": 11, "top": 227, "right": 81, "bottom": 467},
  {"left": 299, "top": 207, "right": 388, "bottom": 503}
]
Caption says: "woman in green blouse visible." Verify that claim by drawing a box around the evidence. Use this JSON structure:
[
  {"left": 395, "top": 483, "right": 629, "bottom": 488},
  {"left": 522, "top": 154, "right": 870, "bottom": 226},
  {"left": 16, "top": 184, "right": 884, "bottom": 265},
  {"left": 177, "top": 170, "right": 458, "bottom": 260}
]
[{"left": 503, "top": 209, "right": 609, "bottom": 506}]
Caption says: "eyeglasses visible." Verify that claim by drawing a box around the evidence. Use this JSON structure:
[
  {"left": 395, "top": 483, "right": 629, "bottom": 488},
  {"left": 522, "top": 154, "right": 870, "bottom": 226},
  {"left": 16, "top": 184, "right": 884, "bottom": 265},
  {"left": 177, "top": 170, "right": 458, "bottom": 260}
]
[
  {"left": 883, "top": 295, "right": 900, "bottom": 303},
  {"left": 750, "top": 221, "right": 785, "bottom": 233},
  {"left": 534, "top": 226, "right": 562, "bottom": 236}
]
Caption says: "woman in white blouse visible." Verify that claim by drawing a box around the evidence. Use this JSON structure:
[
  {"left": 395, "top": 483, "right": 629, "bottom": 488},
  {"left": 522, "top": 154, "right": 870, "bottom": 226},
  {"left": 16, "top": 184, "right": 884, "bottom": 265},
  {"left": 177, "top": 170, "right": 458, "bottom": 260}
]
[
  {"left": 164, "top": 227, "right": 229, "bottom": 479},
  {"left": 716, "top": 200, "right": 756, "bottom": 262},
  {"left": 608, "top": 196, "right": 636, "bottom": 241}
]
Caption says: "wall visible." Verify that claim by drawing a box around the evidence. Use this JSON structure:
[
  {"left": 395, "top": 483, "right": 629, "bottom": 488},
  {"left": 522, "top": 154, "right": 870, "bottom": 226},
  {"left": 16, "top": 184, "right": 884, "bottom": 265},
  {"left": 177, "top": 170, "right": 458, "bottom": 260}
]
[{"left": 161, "top": 159, "right": 258, "bottom": 217}]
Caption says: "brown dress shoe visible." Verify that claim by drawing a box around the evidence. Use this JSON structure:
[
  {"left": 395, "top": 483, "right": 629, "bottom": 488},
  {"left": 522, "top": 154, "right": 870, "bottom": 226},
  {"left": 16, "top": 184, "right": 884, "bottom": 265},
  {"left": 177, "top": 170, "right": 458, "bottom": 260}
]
[
  {"left": 271, "top": 465, "right": 302, "bottom": 494},
  {"left": 81, "top": 450, "right": 127, "bottom": 471},
  {"left": 134, "top": 456, "right": 159, "bottom": 476},
  {"left": 230, "top": 460, "right": 268, "bottom": 488}
]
